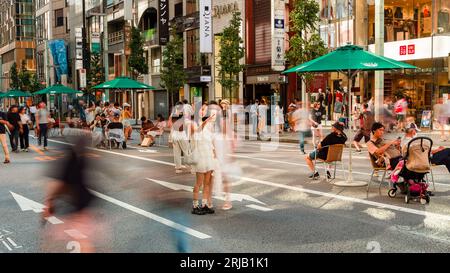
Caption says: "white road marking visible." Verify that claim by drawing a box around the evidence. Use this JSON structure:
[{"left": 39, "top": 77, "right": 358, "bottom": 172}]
[
  {"left": 245, "top": 204, "right": 274, "bottom": 211},
  {"left": 64, "top": 229, "right": 88, "bottom": 240},
  {"left": 2, "top": 241, "right": 12, "bottom": 251},
  {"left": 6, "top": 237, "right": 20, "bottom": 248},
  {"left": 146, "top": 178, "right": 267, "bottom": 205},
  {"left": 46, "top": 138, "right": 450, "bottom": 221},
  {"left": 88, "top": 189, "right": 211, "bottom": 239},
  {"left": 47, "top": 139, "right": 175, "bottom": 166},
  {"left": 10, "top": 192, "right": 65, "bottom": 224},
  {"left": 45, "top": 216, "right": 64, "bottom": 225},
  {"left": 10, "top": 191, "right": 45, "bottom": 213},
  {"left": 238, "top": 176, "right": 450, "bottom": 222}
]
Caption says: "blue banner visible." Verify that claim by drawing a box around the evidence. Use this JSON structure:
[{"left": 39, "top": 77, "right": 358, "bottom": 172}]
[{"left": 48, "top": 39, "right": 68, "bottom": 82}]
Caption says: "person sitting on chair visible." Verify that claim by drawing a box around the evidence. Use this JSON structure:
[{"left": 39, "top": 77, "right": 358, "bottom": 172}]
[
  {"left": 146, "top": 114, "right": 167, "bottom": 145},
  {"left": 107, "top": 113, "right": 126, "bottom": 149},
  {"left": 305, "top": 122, "right": 348, "bottom": 179},
  {"left": 367, "top": 122, "right": 402, "bottom": 171},
  {"left": 139, "top": 116, "right": 154, "bottom": 143}
]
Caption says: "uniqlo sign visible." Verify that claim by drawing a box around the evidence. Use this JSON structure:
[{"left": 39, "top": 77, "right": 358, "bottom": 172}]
[{"left": 400, "top": 44, "right": 415, "bottom": 56}]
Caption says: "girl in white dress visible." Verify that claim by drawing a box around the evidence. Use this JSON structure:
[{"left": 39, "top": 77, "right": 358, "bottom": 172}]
[{"left": 191, "top": 113, "right": 216, "bottom": 215}]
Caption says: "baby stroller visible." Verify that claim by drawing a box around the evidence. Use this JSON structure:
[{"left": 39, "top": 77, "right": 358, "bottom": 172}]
[{"left": 388, "top": 137, "right": 432, "bottom": 204}]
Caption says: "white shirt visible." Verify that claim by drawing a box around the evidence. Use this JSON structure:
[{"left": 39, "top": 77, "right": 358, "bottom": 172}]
[
  {"left": 20, "top": 113, "right": 30, "bottom": 124},
  {"left": 183, "top": 104, "right": 194, "bottom": 117},
  {"left": 29, "top": 106, "right": 37, "bottom": 114},
  {"left": 293, "top": 108, "right": 309, "bottom": 132}
]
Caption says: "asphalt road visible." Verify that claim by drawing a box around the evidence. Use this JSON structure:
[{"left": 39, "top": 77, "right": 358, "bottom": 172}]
[{"left": 1, "top": 131, "right": 450, "bottom": 253}]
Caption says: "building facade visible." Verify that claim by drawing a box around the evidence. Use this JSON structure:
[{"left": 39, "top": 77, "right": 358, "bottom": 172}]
[
  {"left": 316, "top": 0, "right": 450, "bottom": 119},
  {"left": 0, "top": 0, "right": 36, "bottom": 91}
]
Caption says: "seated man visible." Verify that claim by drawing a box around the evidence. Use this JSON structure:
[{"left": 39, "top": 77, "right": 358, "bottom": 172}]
[
  {"left": 367, "top": 122, "right": 402, "bottom": 170},
  {"left": 106, "top": 113, "right": 126, "bottom": 149},
  {"left": 140, "top": 116, "right": 154, "bottom": 143},
  {"left": 403, "top": 122, "right": 450, "bottom": 174},
  {"left": 305, "top": 122, "right": 348, "bottom": 179},
  {"left": 146, "top": 114, "right": 167, "bottom": 144}
]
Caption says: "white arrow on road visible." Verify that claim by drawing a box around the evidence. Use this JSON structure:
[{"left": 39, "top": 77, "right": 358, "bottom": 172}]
[
  {"left": 145, "top": 178, "right": 267, "bottom": 205},
  {"left": 10, "top": 191, "right": 64, "bottom": 225}
]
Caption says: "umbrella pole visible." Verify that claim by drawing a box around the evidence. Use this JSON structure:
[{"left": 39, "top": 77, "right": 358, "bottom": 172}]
[{"left": 334, "top": 69, "right": 367, "bottom": 187}]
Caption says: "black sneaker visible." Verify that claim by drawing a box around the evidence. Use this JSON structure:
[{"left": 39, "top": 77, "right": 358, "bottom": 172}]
[
  {"left": 191, "top": 206, "right": 206, "bottom": 215},
  {"left": 327, "top": 171, "right": 332, "bottom": 179},
  {"left": 202, "top": 206, "right": 215, "bottom": 214},
  {"left": 308, "top": 172, "right": 319, "bottom": 179}
]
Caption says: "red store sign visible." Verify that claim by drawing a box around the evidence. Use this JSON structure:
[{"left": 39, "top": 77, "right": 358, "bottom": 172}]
[{"left": 400, "top": 44, "right": 415, "bottom": 56}]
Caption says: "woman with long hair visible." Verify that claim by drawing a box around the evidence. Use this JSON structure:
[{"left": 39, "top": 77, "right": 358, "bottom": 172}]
[{"left": 19, "top": 106, "right": 31, "bottom": 152}]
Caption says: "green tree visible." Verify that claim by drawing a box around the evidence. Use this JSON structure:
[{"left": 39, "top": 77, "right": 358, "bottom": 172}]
[
  {"left": 128, "top": 27, "right": 148, "bottom": 79},
  {"left": 29, "top": 73, "right": 43, "bottom": 93},
  {"left": 286, "top": 0, "right": 327, "bottom": 99},
  {"left": 88, "top": 52, "right": 105, "bottom": 90},
  {"left": 160, "top": 27, "right": 187, "bottom": 107},
  {"left": 9, "top": 62, "right": 20, "bottom": 89},
  {"left": 19, "top": 60, "right": 31, "bottom": 91},
  {"left": 218, "top": 12, "right": 245, "bottom": 102}
]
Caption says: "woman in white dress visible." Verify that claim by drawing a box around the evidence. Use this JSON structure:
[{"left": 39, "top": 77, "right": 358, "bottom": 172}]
[
  {"left": 257, "top": 98, "right": 268, "bottom": 139},
  {"left": 274, "top": 102, "right": 284, "bottom": 134},
  {"left": 190, "top": 113, "right": 216, "bottom": 215}
]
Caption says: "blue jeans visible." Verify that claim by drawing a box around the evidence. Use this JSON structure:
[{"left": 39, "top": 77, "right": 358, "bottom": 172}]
[
  {"left": 38, "top": 123, "right": 48, "bottom": 147},
  {"left": 250, "top": 115, "right": 258, "bottom": 135},
  {"left": 9, "top": 128, "right": 19, "bottom": 151},
  {"left": 299, "top": 131, "right": 306, "bottom": 151}
]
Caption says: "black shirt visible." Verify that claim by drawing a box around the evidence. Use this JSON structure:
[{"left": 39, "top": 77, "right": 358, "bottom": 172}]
[
  {"left": 317, "top": 132, "right": 348, "bottom": 159},
  {"left": 0, "top": 112, "right": 6, "bottom": 134},
  {"left": 107, "top": 122, "right": 123, "bottom": 130},
  {"left": 311, "top": 108, "right": 323, "bottom": 124},
  {"left": 7, "top": 112, "right": 21, "bottom": 129}
]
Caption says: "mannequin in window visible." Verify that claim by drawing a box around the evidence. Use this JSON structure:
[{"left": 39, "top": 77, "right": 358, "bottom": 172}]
[{"left": 394, "top": 7, "right": 403, "bottom": 19}]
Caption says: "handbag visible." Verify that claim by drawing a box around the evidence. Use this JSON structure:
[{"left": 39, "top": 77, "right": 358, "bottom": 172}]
[
  {"left": 184, "top": 147, "right": 199, "bottom": 165},
  {"left": 141, "top": 137, "right": 153, "bottom": 147}
]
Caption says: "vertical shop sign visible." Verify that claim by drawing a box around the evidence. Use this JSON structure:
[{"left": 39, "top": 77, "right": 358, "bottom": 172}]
[
  {"left": 200, "top": 0, "right": 212, "bottom": 53},
  {"left": 271, "top": 0, "right": 285, "bottom": 71},
  {"left": 159, "top": 0, "right": 169, "bottom": 45}
]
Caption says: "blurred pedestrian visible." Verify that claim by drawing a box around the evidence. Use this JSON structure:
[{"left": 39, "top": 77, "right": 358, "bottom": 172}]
[
  {"left": 0, "top": 110, "right": 11, "bottom": 163},
  {"left": 310, "top": 102, "right": 324, "bottom": 145},
  {"left": 292, "top": 100, "right": 310, "bottom": 154},
  {"left": 394, "top": 95, "right": 408, "bottom": 132},
  {"left": 169, "top": 114, "right": 192, "bottom": 174},
  {"left": 41, "top": 136, "right": 97, "bottom": 253},
  {"left": 7, "top": 105, "right": 22, "bottom": 153},
  {"left": 433, "top": 98, "right": 449, "bottom": 141},
  {"left": 273, "top": 102, "right": 284, "bottom": 135},
  {"left": 35, "top": 102, "right": 50, "bottom": 151},
  {"left": 249, "top": 99, "right": 259, "bottom": 137},
  {"left": 257, "top": 98, "right": 268, "bottom": 140},
  {"left": 121, "top": 103, "right": 133, "bottom": 140},
  {"left": 353, "top": 103, "right": 374, "bottom": 153},
  {"left": 19, "top": 106, "right": 31, "bottom": 152}
]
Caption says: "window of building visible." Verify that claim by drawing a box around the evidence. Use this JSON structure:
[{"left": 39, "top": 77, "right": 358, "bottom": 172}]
[
  {"left": 25, "top": 48, "right": 34, "bottom": 59},
  {"left": 55, "top": 9, "right": 64, "bottom": 27}
]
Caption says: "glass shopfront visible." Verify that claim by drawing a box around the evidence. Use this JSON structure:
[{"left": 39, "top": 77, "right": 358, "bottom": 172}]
[{"left": 368, "top": 0, "right": 450, "bottom": 44}]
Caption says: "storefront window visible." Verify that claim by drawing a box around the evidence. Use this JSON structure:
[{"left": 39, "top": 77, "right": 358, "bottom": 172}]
[
  {"left": 436, "top": 0, "right": 450, "bottom": 34},
  {"left": 368, "top": 0, "right": 438, "bottom": 44},
  {"left": 319, "top": 0, "right": 352, "bottom": 48}
]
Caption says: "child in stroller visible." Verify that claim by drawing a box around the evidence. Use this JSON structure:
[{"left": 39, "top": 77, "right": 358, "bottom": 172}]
[{"left": 388, "top": 137, "right": 432, "bottom": 204}]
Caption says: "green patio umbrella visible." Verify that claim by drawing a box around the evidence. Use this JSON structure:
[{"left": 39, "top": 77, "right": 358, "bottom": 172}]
[
  {"left": 283, "top": 44, "right": 416, "bottom": 74},
  {"left": 92, "top": 77, "right": 155, "bottom": 90},
  {"left": 34, "top": 84, "right": 83, "bottom": 122},
  {"left": 34, "top": 84, "right": 83, "bottom": 95},
  {"left": 283, "top": 44, "right": 417, "bottom": 187},
  {"left": 93, "top": 77, "right": 155, "bottom": 122},
  {"left": 0, "top": 89, "right": 32, "bottom": 98}
]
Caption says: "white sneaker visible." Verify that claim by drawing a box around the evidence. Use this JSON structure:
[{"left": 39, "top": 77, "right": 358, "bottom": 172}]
[
  {"left": 175, "top": 169, "right": 183, "bottom": 174},
  {"left": 43, "top": 147, "right": 48, "bottom": 151}
]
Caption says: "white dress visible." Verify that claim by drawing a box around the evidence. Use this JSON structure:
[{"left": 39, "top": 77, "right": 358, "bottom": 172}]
[{"left": 193, "top": 123, "right": 215, "bottom": 173}]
